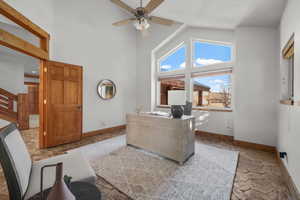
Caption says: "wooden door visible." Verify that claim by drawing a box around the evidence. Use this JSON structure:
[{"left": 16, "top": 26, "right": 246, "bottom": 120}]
[
  {"left": 27, "top": 85, "right": 39, "bottom": 114},
  {"left": 44, "top": 61, "right": 82, "bottom": 147}
]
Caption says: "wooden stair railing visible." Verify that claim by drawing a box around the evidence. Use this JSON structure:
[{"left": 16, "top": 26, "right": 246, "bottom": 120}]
[
  {"left": 0, "top": 88, "right": 18, "bottom": 122},
  {"left": 0, "top": 88, "right": 29, "bottom": 130}
]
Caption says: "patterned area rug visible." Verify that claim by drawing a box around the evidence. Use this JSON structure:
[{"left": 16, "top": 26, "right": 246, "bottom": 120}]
[{"left": 92, "top": 144, "right": 239, "bottom": 200}]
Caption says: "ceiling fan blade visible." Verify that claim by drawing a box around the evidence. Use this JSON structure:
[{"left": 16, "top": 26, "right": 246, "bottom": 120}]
[
  {"left": 149, "top": 16, "right": 174, "bottom": 26},
  {"left": 145, "top": 0, "right": 164, "bottom": 14},
  {"left": 113, "top": 18, "right": 135, "bottom": 26},
  {"left": 110, "top": 0, "right": 136, "bottom": 14}
]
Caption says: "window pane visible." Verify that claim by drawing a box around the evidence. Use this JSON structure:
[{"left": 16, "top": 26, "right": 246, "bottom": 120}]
[
  {"left": 159, "top": 78, "right": 186, "bottom": 105},
  {"left": 193, "top": 74, "right": 232, "bottom": 108},
  {"left": 159, "top": 45, "right": 186, "bottom": 72},
  {"left": 193, "top": 41, "right": 231, "bottom": 67}
]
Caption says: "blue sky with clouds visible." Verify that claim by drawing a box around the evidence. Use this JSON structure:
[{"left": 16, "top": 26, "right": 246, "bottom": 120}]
[
  {"left": 159, "top": 42, "right": 231, "bottom": 92},
  {"left": 160, "top": 45, "right": 186, "bottom": 72}
]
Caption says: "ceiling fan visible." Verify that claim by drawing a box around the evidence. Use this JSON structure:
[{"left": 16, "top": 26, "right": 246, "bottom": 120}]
[{"left": 111, "top": 0, "right": 175, "bottom": 31}]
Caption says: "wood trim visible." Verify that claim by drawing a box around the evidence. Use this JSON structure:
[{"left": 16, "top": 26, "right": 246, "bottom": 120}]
[
  {"left": 284, "top": 45, "right": 294, "bottom": 59},
  {"left": 195, "top": 130, "right": 275, "bottom": 152},
  {"left": 0, "top": 1, "right": 49, "bottom": 39},
  {"left": 0, "top": 28, "right": 48, "bottom": 60},
  {"left": 44, "top": 60, "right": 82, "bottom": 68},
  {"left": 17, "top": 94, "right": 29, "bottom": 130},
  {"left": 24, "top": 82, "right": 39, "bottom": 86},
  {"left": 39, "top": 60, "right": 46, "bottom": 148},
  {"left": 0, "top": 112, "right": 17, "bottom": 123},
  {"left": 195, "top": 130, "right": 233, "bottom": 141},
  {"left": 0, "top": 95, "right": 8, "bottom": 101},
  {"left": 233, "top": 140, "right": 276, "bottom": 152},
  {"left": 38, "top": 31, "right": 49, "bottom": 149},
  {"left": 0, "top": 88, "right": 17, "bottom": 101},
  {"left": 276, "top": 150, "right": 300, "bottom": 200},
  {"left": 0, "top": 106, "right": 17, "bottom": 116},
  {"left": 0, "top": 101, "right": 8, "bottom": 108},
  {"left": 82, "top": 125, "right": 126, "bottom": 138},
  {"left": 40, "top": 37, "right": 50, "bottom": 52},
  {"left": 280, "top": 100, "right": 294, "bottom": 105},
  {"left": 283, "top": 34, "right": 294, "bottom": 59},
  {"left": 24, "top": 73, "right": 39, "bottom": 79}
]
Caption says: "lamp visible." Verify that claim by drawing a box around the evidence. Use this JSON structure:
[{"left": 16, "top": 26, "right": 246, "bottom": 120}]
[
  {"left": 134, "top": 18, "right": 150, "bottom": 31},
  {"left": 40, "top": 162, "right": 75, "bottom": 200}
]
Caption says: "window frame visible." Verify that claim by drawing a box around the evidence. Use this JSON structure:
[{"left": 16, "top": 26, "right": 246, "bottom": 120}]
[
  {"left": 192, "top": 39, "right": 234, "bottom": 69},
  {"left": 281, "top": 33, "right": 294, "bottom": 105},
  {"left": 155, "top": 38, "right": 234, "bottom": 111},
  {"left": 157, "top": 42, "right": 187, "bottom": 74},
  {"left": 191, "top": 72, "right": 233, "bottom": 109}
]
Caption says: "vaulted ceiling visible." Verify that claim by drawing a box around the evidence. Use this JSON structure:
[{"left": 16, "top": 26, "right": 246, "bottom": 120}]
[
  {"left": 0, "top": 0, "right": 287, "bottom": 75},
  {"left": 125, "top": 0, "right": 287, "bottom": 29}
]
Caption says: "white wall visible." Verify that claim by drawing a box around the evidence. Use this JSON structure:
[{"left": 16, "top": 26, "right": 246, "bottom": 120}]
[
  {"left": 2, "top": 0, "right": 137, "bottom": 133},
  {"left": 234, "top": 27, "right": 279, "bottom": 146},
  {"left": 0, "top": 55, "right": 26, "bottom": 94},
  {"left": 50, "top": 0, "right": 137, "bottom": 133},
  {"left": 0, "top": 119, "right": 10, "bottom": 129},
  {"left": 278, "top": 0, "right": 300, "bottom": 191}
]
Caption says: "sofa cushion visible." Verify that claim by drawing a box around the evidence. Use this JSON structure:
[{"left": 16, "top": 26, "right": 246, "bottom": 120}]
[
  {"left": 4, "top": 128, "right": 32, "bottom": 196},
  {"left": 24, "top": 152, "right": 96, "bottom": 199}
]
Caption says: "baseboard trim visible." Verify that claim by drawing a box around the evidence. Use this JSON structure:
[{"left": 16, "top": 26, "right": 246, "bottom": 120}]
[
  {"left": 233, "top": 140, "right": 276, "bottom": 152},
  {"left": 82, "top": 125, "right": 126, "bottom": 138},
  {"left": 276, "top": 150, "right": 300, "bottom": 200},
  {"left": 195, "top": 130, "right": 234, "bottom": 141},
  {"left": 195, "top": 130, "right": 276, "bottom": 152}
]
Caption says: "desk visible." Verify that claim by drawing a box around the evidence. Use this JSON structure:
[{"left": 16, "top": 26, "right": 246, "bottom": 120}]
[{"left": 126, "top": 113, "right": 195, "bottom": 164}]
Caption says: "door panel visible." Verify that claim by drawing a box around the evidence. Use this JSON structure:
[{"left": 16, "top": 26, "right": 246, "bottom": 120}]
[
  {"left": 45, "top": 61, "right": 82, "bottom": 147},
  {"left": 28, "top": 85, "right": 39, "bottom": 114}
]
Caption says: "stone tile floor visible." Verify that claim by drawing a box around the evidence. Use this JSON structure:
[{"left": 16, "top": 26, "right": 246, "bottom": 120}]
[{"left": 0, "top": 128, "right": 291, "bottom": 200}]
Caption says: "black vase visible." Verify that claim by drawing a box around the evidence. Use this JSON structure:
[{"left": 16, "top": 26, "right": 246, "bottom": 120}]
[
  {"left": 171, "top": 105, "right": 184, "bottom": 118},
  {"left": 184, "top": 101, "right": 192, "bottom": 116}
]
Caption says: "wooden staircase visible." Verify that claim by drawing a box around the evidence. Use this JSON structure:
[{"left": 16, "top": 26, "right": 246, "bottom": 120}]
[
  {"left": 0, "top": 88, "right": 18, "bottom": 122},
  {"left": 0, "top": 88, "right": 29, "bottom": 129}
]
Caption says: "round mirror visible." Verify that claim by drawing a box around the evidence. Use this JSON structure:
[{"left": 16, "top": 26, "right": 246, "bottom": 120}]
[{"left": 97, "top": 79, "right": 116, "bottom": 100}]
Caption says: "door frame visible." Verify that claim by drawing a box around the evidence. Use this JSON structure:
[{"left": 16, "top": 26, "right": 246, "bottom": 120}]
[{"left": 0, "top": 1, "right": 50, "bottom": 148}]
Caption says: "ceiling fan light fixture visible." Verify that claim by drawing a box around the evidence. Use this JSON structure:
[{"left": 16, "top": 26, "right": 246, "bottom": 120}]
[{"left": 134, "top": 18, "right": 150, "bottom": 31}]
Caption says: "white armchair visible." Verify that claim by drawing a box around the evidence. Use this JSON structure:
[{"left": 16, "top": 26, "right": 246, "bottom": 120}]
[{"left": 0, "top": 123, "right": 96, "bottom": 200}]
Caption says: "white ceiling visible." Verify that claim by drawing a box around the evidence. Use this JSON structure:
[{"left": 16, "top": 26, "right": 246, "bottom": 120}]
[
  {"left": 0, "top": 0, "right": 287, "bottom": 74},
  {"left": 124, "top": 0, "right": 287, "bottom": 29}
]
